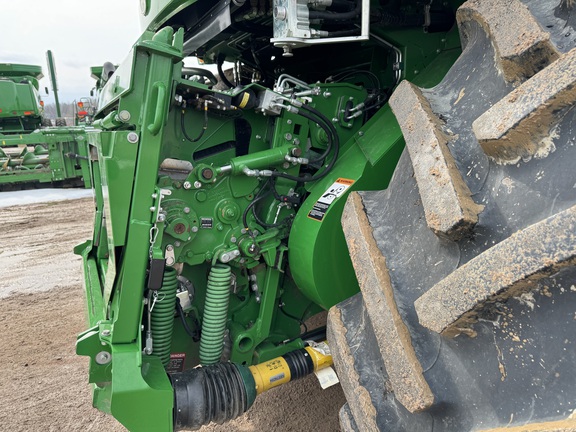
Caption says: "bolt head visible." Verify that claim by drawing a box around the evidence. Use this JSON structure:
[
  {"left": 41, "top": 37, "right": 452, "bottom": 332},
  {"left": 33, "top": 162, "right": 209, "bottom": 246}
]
[
  {"left": 127, "top": 132, "right": 139, "bottom": 143},
  {"left": 183, "top": 181, "right": 192, "bottom": 190},
  {"left": 201, "top": 168, "right": 213, "bottom": 180},
  {"left": 95, "top": 351, "right": 112, "bottom": 365},
  {"left": 194, "top": 181, "right": 202, "bottom": 189},
  {"left": 183, "top": 207, "right": 191, "bottom": 214},
  {"left": 118, "top": 110, "right": 131, "bottom": 122}
]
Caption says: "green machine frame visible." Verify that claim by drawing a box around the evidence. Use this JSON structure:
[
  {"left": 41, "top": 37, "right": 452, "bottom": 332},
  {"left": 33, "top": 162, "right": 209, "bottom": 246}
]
[{"left": 75, "top": 0, "right": 464, "bottom": 430}]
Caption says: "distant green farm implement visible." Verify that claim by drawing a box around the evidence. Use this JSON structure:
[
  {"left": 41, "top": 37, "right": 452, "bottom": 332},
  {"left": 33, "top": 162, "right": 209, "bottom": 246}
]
[{"left": 0, "top": 56, "right": 92, "bottom": 190}]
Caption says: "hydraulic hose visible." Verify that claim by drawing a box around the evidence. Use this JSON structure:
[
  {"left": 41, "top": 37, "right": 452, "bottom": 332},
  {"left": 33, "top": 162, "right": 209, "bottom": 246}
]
[
  {"left": 151, "top": 268, "right": 178, "bottom": 367},
  {"left": 199, "top": 264, "right": 232, "bottom": 365},
  {"left": 217, "top": 54, "right": 235, "bottom": 89},
  {"left": 295, "top": 108, "right": 333, "bottom": 163},
  {"left": 272, "top": 102, "right": 340, "bottom": 183},
  {"left": 309, "top": 0, "right": 361, "bottom": 21}
]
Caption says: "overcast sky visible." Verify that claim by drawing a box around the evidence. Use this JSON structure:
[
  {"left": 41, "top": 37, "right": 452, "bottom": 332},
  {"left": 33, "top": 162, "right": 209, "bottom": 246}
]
[{"left": 0, "top": 0, "right": 142, "bottom": 103}]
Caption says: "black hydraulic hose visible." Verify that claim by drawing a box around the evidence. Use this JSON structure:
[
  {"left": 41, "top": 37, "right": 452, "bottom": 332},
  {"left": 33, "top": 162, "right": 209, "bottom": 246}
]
[
  {"left": 249, "top": 190, "right": 277, "bottom": 228},
  {"left": 251, "top": 201, "right": 291, "bottom": 228},
  {"left": 326, "top": 29, "right": 360, "bottom": 37},
  {"left": 294, "top": 108, "right": 333, "bottom": 163},
  {"left": 181, "top": 107, "right": 208, "bottom": 143},
  {"left": 217, "top": 54, "right": 235, "bottom": 89},
  {"left": 270, "top": 100, "right": 340, "bottom": 183},
  {"left": 327, "top": 0, "right": 356, "bottom": 12},
  {"left": 370, "top": 9, "right": 425, "bottom": 27},
  {"left": 331, "top": 69, "right": 381, "bottom": 90},
  {"left": 309, "top": 0, "right": 361, "bottom": 21},
  {"left": 242, "top": 178, "right": 293, "bottom": 229},
  {"left": 242, "top": 178, "right": 273, "bottom": 229},
  {"left": 300, "top": 103, "right": 339, "bottom": 144}
]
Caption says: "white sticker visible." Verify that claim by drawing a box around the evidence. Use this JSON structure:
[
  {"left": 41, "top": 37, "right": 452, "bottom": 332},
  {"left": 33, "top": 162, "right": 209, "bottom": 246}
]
[
  {"left": 315, "top": 366, "right": 340, "bottom": 389},
  {"left": 308, "top": 178, "right": 355, "bottom": 222},
  {"left": 306, "top": 340, "right": 331, "bottom": 356}
]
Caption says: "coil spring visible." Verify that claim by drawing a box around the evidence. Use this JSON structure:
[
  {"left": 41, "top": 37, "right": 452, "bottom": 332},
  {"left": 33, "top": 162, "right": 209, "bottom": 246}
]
[
  {"left": 200, "top": 264, "right": 231, "bottom": 365},
  {"left": 151, "top": 267, "right": 178, "bottom": 367}
]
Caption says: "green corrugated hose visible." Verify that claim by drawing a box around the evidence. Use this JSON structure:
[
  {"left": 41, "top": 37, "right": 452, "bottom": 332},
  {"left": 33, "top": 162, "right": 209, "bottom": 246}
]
[
  {"left": 151, "top": 267, "right": 178, "bottom": 366},
  {"left": 200, "top": 264, "right": 231, "bottom": 365}
]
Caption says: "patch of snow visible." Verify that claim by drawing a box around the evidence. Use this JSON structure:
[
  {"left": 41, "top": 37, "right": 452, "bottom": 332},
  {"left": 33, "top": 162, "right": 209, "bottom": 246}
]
[{"left": 0, "top": 188, "right": 93, "bottom": 208}]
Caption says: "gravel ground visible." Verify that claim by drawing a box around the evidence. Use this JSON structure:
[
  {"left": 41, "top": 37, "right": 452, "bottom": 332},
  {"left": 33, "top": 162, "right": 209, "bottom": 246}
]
[{"left": 0, "top": 197, "right": 345, "bottom": 431}]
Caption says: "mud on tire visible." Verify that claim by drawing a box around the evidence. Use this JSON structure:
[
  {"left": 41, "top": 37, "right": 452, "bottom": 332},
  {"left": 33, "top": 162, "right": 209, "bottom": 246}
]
[{"left": 327, "top": 1, "right": 576, "bottom": 430}]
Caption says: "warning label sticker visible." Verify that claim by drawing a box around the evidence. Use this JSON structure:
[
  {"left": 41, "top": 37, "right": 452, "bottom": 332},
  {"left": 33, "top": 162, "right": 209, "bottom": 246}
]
[
  {"left": 308, "top": 178, "right": 355, "bottom": 222},
  {"left": 166, "top": 353, "right": 186, "bottom": 373}
]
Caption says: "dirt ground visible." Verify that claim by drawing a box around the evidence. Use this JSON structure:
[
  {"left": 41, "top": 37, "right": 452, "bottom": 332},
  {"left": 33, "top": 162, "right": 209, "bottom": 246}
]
[{"left": 0, "top": 198, "right": 346, "bottom": 431}]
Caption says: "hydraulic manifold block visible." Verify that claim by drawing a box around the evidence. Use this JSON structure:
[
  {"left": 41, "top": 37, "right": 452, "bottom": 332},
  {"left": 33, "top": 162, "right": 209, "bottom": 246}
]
[{"left": 271, "top": 0, "right": 370, "bottom": 56}]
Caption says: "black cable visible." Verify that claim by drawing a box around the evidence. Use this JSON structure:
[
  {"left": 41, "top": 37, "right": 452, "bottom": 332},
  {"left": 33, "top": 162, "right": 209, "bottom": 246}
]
[
  {"left": 332, "top": 69, "right": 381, "bottom": 90},
  {"left": 279, "top": 300, "right": 308, "bottom": 333},
  {"left": 242, "top": 178, "right": 293, "bottom": 229},
  {"left": 181, "top": 107, "right": 208, "bottom": 143},
  {"left": 176, "top": 298, "right": 200, "bottom": 341}
]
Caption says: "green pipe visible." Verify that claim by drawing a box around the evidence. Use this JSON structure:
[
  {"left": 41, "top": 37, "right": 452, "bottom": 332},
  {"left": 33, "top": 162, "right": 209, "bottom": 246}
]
[
  {"left": 151, "top": 267, "right": 178, "bottom": 366},
  {"left": 199, "top": 264, "right": 231, "bottom": 365}
]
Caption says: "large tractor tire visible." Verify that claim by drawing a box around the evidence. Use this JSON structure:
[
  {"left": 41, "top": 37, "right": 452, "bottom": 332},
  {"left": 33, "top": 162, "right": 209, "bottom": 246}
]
[
  {"left": 55, "top": 117, "right": 67, "bottom": 127},
  {"left": 327, "top": 1, "right": 576, "bottom": 430}
]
